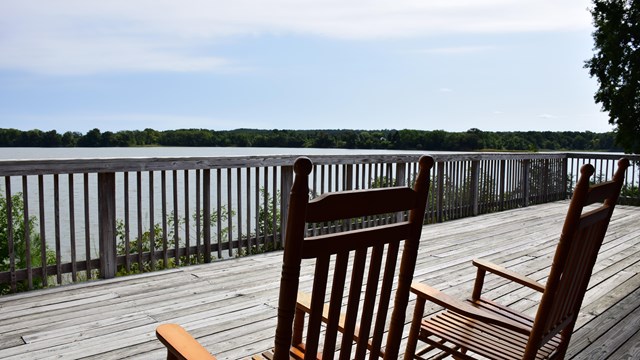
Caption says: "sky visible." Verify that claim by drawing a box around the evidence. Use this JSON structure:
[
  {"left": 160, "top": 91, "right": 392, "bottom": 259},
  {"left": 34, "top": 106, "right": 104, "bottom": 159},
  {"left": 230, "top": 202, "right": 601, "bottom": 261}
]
[{"left": 0, "top": 0, "right": 615, "bottom": 134}]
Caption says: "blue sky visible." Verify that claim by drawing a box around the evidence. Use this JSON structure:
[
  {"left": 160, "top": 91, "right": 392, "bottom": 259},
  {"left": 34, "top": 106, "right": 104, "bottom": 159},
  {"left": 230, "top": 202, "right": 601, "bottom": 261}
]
[{"left": 0, "top": 0, "right": 613, "bottom": 133}]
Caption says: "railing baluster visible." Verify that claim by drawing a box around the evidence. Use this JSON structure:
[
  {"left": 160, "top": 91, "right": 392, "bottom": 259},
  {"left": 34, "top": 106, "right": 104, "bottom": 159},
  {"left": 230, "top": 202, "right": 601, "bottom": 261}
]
[
  {"left": 272, "top": 166, "right": 278, "bottom": 247},
  {"left": 124, "top": 172, "right": 130, "bottom": 273},
  {"left": 54, "top": 174, "right": 61, "bottom": 284},
  {"left": 196, "top": 169, "right": 203, "bottom": 264},
  {"left": 196, "top": 169, "right": 201, "bottom": 262},
  {"left": 136, "top": 172, "right": 143, "bottom": 271},
  {"left": 172, "top": 170, "right": 179, "bottom": 267},
  {"left": 5, "top": 177, "right": 16, "bottom": 292},
  {"left": 84, "top": 173, "right": 92, "bottom": 279},
  {"left": 162, "top": 171, "right": 168, "bottom": 267},
  {"left": 263, "top": 166, "right": 269, "bottom": 246},
  {"left": 228, "top": 168, "right": 233, "bottom": 257},
  {"left": 149, "top": 171, "right": 156, "bottom": 271},
  {"left": 22, "top": 176, "right": 32, "bottom": 289},
  {"left": 184, "top": 170, "right": 190, "bottom": 264},
  {"left": 471, "top": 160, "right": 479, "bottom": 216},
  {"left": 203, "top": 169, "right": 211, "bottom": 263},
  {"left": 68, "top": 174, "right": 77, "bottom": 282},
  {"left": 216, "top": 168, "right": 222, "bottom": 259},
  {"left": 281, "top": 165, "right": 293, "bottom": 244},
  {"left": 38, "top": 174, "right": 47, "bottom": 287},
  {"left": 236, "top": 168, "right": 242, "bottom": 253},
  {"left": 246, "top": 167, "right": 251, "bottom": 251},
  {"left": 255, "top": 167, "right": 260, "bottom": 247}
]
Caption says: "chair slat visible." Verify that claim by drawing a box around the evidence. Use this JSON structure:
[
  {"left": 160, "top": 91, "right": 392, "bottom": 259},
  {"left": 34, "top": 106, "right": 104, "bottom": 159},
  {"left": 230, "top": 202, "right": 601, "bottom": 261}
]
[
  {"left": 578, "top": 205, "right": 611, "bottom": 230},
  {"left": 339, "top": 249, "right": 368, "bottom": 360},
  {"left": 305, "top": 255, "right": 331, "bottom": 360},
  {"left": 354, "top": 244, "right": 385, "bottom": 359},
  {"left": 370, "top": 241, "right": 401, "bottom": 357},
  {"left": 306, "top": 187, "right": 417, "bottom": 222},
  {"left": 301, "top": 223, "right": 410, "bottom": 258},
  {"left": 585, "top": 180, "right": 616, "bottom": 205},
  {"left": 322, "top": 252, "right": 349, "bottom": 360}
]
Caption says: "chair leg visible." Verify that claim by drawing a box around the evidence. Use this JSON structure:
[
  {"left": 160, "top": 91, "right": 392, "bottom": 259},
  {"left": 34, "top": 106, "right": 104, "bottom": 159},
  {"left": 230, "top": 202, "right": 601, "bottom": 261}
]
[
  {"left": 553, "top": 323, "right": 576, "bottom": 360},
  {"left": 292, "top": 306, "right": 305, "bottom": 347},
  {"left": 404, "top": 297, "right": 426, "bottom": 360}
]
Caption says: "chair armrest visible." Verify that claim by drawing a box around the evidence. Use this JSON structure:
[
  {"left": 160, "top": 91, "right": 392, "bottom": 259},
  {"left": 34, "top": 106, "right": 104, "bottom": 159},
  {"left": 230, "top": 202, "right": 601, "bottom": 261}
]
[
  {"left": 156, "top": 323, "right": 217, "bottom": 360},
  {"left": 473, "top": 258, "right": 545, "bottom": 293},
  {"left": 410, "top": 282, "right": 531, "bottom": 335}
]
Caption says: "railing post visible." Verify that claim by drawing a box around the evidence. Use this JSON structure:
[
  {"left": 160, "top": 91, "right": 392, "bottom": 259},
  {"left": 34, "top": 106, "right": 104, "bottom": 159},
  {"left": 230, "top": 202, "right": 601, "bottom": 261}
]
[
  {"left": 437, "top": 161, "right": 445, "bottom": 223},
  {"left": 203, "top": 169, "right": 212, "bottom": 263},
  {"left": 395, "top": 162, "right": 407, "bottom": 222},
  {"left": 342, "top": 164, "right": 353, "bottom": 190},
  {"left": 522, "top": 159, "right": 530, "bottom": 207},
  {"left": 280, "top": 165, "right": 294, "bottom": 245},
  {"left": 396, "top": 162, "right": 406, "bottom": 187},
  {"left": 470, "top": 160, "right": 480, "bottom": 216},
  {"left": 98, "top": 172, "right": 116, "bottom": 279}
]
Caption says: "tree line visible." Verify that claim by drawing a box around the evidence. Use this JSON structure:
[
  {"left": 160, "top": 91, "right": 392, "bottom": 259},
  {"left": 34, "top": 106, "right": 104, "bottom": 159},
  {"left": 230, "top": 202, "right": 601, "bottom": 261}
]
[{"left": 0, "top": 127, "right": 622, "bottom": 152}]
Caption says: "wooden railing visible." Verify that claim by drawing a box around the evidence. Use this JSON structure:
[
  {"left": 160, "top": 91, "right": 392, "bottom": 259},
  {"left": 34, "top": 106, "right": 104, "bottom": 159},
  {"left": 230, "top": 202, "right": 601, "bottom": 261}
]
[{"left": 0, "top": 152, "right": 637, "bottom": 293}]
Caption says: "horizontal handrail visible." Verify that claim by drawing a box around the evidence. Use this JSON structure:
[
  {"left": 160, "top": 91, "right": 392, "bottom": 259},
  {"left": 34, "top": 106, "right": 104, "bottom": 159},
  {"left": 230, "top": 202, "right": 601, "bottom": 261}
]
[{"left": 0, "top": 152, "right": 571, "bottom": 176}]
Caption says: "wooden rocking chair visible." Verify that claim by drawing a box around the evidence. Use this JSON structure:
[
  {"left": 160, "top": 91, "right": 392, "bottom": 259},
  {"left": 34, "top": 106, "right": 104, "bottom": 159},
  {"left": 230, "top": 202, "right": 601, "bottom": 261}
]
[
  {"left": 404, "top": 158, "right": 630, "bottom": 360},
  {"left": 157, "top": 155, "right": 434, "bottom": 359}
]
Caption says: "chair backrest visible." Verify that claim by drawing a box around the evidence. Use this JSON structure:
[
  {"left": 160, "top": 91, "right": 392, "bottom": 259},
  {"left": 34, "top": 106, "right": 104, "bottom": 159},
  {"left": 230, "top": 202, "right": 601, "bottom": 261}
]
[
  {"left": 272, "top": 156, "right": 434, "bottom": 360},
  {"left": 526, "top": 158, "right": 629, "bottom": 357}
]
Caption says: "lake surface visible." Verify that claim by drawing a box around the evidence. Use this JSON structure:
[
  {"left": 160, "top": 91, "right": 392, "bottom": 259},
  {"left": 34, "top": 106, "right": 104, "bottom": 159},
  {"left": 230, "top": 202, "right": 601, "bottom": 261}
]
[{"left": 0, "top": 146, "right": 429, "bottom": 160}]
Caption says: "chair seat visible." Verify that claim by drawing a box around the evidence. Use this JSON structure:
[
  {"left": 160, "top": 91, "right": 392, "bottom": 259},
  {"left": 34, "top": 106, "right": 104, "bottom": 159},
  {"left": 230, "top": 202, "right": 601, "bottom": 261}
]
[
  {"left": 249, "top": 344, "right": 318, "bottom": 360},
  {"left": 416, "top": 298, "right": 561, "bottom": 360}
]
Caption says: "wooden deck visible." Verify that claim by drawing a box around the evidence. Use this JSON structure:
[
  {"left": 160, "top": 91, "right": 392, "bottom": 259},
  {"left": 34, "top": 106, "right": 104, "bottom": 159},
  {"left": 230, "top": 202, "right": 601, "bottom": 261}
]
[{"left": 1, "top": 201, "right": 639, "bottom": 359}]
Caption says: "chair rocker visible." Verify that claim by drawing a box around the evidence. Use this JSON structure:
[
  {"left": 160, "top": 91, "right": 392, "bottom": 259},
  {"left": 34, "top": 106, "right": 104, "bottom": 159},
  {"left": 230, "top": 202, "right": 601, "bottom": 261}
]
[
  {"left": 405, "top": 158, "right": 629, "bottom": 360},
  {"left": 157, "top": 155, "right": 435, "bottom": 360}
]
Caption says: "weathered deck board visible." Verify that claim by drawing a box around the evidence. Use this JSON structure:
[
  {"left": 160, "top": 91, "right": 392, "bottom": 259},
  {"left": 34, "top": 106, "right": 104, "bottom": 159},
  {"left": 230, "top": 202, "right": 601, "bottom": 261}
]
[{"left": 0, "top": 201, "right": 638, "bottom": 359}]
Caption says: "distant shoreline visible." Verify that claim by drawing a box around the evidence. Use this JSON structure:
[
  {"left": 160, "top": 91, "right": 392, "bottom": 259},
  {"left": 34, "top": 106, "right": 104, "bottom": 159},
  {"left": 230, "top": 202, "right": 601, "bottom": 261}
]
[{"left": 0, "top": 128, "right": 622, "bottom": 153}]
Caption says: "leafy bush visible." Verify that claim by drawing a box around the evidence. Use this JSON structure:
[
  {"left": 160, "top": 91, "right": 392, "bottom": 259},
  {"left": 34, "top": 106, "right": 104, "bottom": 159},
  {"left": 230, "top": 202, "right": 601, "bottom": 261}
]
[
  {"left": 115, "top": 207, "right": 235, "bottom": 275},
  {"left": 0, "top": 192, "right": 55, "bottom": 294}
]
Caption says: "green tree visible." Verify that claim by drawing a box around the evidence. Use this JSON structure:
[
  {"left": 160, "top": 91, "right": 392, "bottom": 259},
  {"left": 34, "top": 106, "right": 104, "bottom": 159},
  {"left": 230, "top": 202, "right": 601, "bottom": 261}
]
[
  {"left": 586, "top": 0, "right": 640, "bottom": 154},
  {"left": 78, "top": 128, "right": 102, "bottom": 147}
]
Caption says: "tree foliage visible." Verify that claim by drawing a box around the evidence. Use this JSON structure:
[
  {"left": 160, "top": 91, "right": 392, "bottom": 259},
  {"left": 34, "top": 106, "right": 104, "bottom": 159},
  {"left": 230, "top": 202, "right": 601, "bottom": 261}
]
[
  {"left": 1, "top": 192, "right": 54, "bottom": 294},
  {"left": 0, "top": 127, "right": 622, "bottom": 152},
  {"left": 586, "top": 0, "right": 640, "bottom": 154}
]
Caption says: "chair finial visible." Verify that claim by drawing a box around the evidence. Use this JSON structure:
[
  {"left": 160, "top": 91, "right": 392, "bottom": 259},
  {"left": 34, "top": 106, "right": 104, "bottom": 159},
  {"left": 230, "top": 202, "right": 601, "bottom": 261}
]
[
  {"left": 294, "top": 157, "right": 313, "bottom": 176},
  {"left": 580, "top": 163, "right": 595, "bottom": 178},
  {"left": 418, "top": 155, "right": 434, "bottom": 170}
]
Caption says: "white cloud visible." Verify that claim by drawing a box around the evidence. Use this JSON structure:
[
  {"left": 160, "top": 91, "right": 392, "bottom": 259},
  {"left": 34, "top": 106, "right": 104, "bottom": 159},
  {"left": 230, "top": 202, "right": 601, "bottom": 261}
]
[
  {"left": 439, "top": 88, "right": 454, "bottom": 93},
  {"left": 0, "top": 0, "right": 593, "bottom": 75},
  {"left": 0, "top": 35, "right": 229, "bottom": 75},
  {"left": 417, "top": 45, "right": 496, "bottom": 55}
]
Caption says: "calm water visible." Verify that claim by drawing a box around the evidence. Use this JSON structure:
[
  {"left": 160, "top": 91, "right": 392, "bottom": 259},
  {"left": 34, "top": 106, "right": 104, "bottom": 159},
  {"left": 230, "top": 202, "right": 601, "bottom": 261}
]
[{"left": 0, "top": 146, "right": 426, "bottom": 160}]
